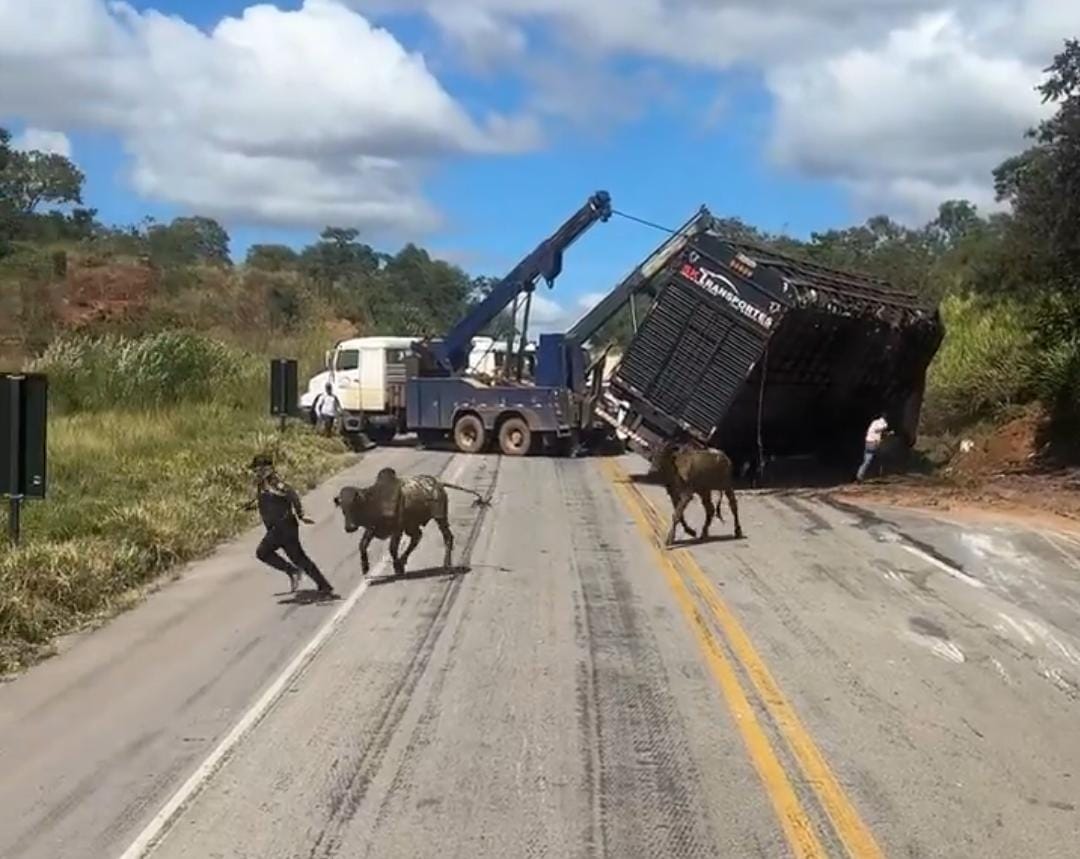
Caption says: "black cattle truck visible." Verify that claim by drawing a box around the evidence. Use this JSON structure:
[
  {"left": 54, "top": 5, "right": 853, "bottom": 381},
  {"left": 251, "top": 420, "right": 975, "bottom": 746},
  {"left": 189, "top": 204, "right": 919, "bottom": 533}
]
[{"left": 596, "top": 217, "right": 946, "bottom": 476}]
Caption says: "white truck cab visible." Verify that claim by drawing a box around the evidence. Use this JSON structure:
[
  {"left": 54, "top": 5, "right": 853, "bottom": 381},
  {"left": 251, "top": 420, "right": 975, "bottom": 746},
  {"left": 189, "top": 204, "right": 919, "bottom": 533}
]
[{"left": 300, "top": 336, "right": 414, "bottom": 447}]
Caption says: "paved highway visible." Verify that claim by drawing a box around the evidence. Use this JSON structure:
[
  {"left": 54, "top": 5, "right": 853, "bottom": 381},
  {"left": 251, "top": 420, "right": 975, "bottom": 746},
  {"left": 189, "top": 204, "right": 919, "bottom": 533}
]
[{"left": 2, "top": 447, "right": 1079, "bottom": 858}]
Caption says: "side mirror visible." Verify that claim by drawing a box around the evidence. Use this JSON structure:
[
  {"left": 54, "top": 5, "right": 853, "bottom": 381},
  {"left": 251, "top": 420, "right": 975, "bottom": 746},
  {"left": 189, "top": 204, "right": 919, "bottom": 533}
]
[{"left": 324, "top": 350, "right": 332, "bottom": 370}]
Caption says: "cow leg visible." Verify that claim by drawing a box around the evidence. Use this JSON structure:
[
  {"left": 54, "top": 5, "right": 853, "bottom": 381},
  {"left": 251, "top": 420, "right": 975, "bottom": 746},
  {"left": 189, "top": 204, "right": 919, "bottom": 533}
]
[
  {"left": 666, "top": 483, "right": 696, "bottom": 539},
  {"left": 398, "top": 526, "right": 422, "bottom": 574},
  {"left": 389, "top": 532, "right": 405, "bottom": 576},
  {"left": 666, "top": 494, "right": 692, "bottom": 547},
  {"left": 725, "top": 486, "right": 743, "bottom": 538},
  {"left": 698, "top": 491, "right": 715, "bottom": 541},
  {"left": 436, "top": 516, "right": 454, "bottom": 569},
  {"left": 359, "top": 529, "right": 374, "bottom": 576}
]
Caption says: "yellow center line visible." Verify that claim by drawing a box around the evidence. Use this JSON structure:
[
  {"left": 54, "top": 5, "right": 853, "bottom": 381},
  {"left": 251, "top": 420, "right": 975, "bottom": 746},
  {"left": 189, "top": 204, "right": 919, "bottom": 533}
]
[
  {"left": 604, "top": 459, "right": 887, "bottom": 859},
  {"left": 599, "top": 459, "right": 829, "bottom": 859}
]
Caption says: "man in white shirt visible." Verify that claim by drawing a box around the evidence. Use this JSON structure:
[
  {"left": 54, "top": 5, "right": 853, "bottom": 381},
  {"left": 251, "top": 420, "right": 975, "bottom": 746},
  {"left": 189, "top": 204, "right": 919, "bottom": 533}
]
[
  {"left": 856, "top": 414, "right": 889, "bottom": 482},
  {"left": 312, "top": 382, "right": 341, "bottom": 437}
]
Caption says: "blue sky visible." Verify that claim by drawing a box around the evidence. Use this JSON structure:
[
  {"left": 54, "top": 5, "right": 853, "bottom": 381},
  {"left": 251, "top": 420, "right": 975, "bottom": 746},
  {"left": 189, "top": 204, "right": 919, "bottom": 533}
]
[{"left": 1, "top": 0, "right": 1070, "bottom": 330}]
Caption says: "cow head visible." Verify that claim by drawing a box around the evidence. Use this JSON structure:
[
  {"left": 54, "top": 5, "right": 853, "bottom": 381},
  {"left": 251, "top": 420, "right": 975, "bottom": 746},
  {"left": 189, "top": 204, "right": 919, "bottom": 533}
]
[{"left": 333, "top": 485, "right": 374, "bottom": 533}]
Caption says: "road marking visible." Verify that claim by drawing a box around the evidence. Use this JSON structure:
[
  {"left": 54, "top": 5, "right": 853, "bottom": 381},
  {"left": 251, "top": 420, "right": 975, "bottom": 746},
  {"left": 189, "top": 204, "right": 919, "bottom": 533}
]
[
  {"left": 600, "top": 459, "right": 829, "bottom": 859},
  {"left": 605, "top": 459, "right": 888, "bottom": 859},
  {"left": 119, "top": 454, "right": 469, "bottom": 859},
  {"left": 900, "top": 544, "right": 985, "bottom": 589},
  {"left": 116, "top": 565, "right": 383, "bottom": 858}
]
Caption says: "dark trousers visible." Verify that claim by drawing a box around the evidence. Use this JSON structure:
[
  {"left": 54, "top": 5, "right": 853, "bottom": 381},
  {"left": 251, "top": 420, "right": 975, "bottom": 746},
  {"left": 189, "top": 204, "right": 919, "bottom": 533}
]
[{"left": 256, "top": 519, "right": 332, "bottom": 591}]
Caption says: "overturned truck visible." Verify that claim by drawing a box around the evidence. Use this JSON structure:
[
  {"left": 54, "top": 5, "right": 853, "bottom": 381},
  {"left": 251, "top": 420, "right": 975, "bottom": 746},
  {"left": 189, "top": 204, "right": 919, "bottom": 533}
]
[{"left": 596, "top": 222, "right": 945, "bottom": 475}]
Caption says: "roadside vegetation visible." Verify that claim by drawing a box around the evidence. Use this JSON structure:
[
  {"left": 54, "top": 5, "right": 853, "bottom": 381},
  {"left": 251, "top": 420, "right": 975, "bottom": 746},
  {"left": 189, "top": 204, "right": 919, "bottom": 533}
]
[{"left": 2, "top": 39, "right": 1079, "bottom": 671}]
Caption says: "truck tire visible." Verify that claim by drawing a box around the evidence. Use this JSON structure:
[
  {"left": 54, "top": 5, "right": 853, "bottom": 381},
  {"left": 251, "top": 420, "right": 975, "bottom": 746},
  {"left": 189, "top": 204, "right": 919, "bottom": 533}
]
[
  {"left": 498, "top": 417, "right": 531, "bottom": 456},
  {"left": 453, "top": 414, "right": 487, "bottom": 454}
]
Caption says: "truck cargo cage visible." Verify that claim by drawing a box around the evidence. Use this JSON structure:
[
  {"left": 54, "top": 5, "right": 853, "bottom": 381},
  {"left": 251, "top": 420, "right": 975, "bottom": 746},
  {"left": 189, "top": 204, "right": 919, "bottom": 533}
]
[{"left": 603, "top": 220, "right": 945, "bottom": 473}]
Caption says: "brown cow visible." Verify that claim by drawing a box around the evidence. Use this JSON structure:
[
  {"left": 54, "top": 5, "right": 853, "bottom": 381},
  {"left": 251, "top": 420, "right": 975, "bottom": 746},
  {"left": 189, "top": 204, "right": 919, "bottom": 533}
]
[
  {"left": 333, "top": 467, "right": 486, "bottom": 576},
  {"left": 651, "top": 441, "right": 743, "bottom": 547}
]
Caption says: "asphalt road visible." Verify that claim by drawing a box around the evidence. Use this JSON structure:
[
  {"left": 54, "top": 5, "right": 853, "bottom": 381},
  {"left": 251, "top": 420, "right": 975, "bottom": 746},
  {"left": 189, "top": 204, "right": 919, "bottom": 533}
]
[{"left": 2, "top": 447, "right": 1079, "bottom": 858}]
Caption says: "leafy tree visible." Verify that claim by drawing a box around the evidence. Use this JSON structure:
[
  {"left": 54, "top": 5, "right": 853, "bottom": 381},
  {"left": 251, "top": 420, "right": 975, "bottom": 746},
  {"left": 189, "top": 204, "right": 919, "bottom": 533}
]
[
  {"left": 147, "top": 216, "right": 231, "bottom": 267},
  {"left": 0, "top": 128, "right": 11, "bottom": 172},
  {"left": 0, "top": 148, "right": 84, "bottom": 215},
  {"left": 246, "top": 243, "right": 299, "bottom": 272},
  {"left": 993, "top": 38, "right": 1080, "bottom": 285}
]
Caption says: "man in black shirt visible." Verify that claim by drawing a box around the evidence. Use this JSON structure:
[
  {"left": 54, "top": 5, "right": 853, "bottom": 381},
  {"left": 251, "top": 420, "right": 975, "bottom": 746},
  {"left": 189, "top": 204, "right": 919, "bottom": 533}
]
[{"left": 245, "top": 453, "right": 335, "bottom": 596}]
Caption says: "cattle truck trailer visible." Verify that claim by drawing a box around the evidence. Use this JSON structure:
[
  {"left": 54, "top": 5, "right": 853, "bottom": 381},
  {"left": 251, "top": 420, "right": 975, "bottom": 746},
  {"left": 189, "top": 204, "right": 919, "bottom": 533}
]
[{"left": 596, "top": 214, "right": 946, "bottom": 474}]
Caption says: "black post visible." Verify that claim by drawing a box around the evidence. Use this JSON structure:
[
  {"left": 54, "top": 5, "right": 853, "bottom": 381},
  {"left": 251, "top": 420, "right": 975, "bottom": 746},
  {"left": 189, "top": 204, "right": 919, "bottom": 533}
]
[
  {"left": 7, "top": 377, "right": 21, "bottom": 546},
  {"left": 9, "top": 495, "right": 20, "bottom": 546}
]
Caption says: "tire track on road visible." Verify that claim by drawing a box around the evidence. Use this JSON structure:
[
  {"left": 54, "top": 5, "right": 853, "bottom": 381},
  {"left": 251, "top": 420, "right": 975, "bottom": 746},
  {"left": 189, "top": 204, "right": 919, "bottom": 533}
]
[
  {"left": 306, "top": 454, "right": 501, "bottom": 859},
  {"left": 557, "top": 460, "right": 722, "bottom": 859}
]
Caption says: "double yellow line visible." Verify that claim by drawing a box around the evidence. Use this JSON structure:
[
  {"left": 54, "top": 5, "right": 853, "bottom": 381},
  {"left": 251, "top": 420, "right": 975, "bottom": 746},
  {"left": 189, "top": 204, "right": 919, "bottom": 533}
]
[{"left": 600, "top": 459, "right": 885, "bottom": 859}]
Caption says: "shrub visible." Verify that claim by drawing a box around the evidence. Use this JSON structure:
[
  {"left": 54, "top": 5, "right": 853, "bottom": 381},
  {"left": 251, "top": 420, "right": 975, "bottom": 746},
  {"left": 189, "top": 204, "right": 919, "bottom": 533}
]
[{"left": 923, "top": 293, "right": 1035, "bottom": 431}]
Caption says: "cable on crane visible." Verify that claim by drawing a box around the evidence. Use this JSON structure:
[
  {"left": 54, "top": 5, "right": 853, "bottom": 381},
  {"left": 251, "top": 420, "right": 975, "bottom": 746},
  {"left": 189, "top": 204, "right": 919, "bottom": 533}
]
[{"left": 610, "top": 208, "right": 678, "bottom": 235}]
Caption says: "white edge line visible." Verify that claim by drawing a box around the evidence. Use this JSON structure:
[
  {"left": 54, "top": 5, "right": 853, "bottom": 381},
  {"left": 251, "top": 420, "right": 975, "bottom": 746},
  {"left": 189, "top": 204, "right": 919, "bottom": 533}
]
[
  {"left": 901, "top": 544, "right": 986, "bottom": 589},
  {"left": 117, "top": 555, "right": 388, "bottom": 859},
  {"left": 118, "top": 453, "right": 470, "bottom": 859}
]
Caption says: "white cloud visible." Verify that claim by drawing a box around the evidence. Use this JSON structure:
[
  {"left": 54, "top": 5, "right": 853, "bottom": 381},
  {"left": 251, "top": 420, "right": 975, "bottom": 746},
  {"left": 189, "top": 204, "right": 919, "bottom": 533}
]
[
  {"left": 12, "top": 128, "right": 73, "bottom": 158},
  {"left": 0, "top": 0, "right": 538, "bottom": 233},
  {"left": 355, "top": 0, "right": 1080, "bottom": 220},
  {"left": 766, "top": 10, "right": 1058, "bottom": 222}
]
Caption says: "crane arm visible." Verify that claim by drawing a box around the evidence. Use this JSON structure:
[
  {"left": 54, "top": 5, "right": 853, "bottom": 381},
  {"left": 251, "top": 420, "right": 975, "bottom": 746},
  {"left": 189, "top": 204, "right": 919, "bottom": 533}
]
[{"left": 427, "top": 191, "right": 613, "bottom": 374}]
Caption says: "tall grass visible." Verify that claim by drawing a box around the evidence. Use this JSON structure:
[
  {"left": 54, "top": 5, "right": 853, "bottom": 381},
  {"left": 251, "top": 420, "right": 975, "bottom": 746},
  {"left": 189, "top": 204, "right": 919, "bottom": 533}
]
[
  {"left": 0, "top": 332, "right": 356, "bottom": 673},
  {"left": 28, "top": 331, "right": 263, "bottom": 412},
  {"left": 923, "top": 293, "right": 1035, "bottom": 431}
]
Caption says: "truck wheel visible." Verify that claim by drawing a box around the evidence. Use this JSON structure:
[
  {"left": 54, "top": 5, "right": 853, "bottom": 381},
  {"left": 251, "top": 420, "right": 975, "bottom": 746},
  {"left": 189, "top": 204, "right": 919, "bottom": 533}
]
[
  {"left": 453, "top": 414, "right": 486, "bottom": 454},
  {"left": 498, "top": 417, "right": 531, "bottom": 456}
]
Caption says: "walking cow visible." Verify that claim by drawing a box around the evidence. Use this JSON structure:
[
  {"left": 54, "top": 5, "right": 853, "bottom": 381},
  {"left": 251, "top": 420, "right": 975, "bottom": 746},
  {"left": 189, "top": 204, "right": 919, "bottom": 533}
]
[
  {"left": 651, "top": 440, "right": 743, "bottom": 547},
  {"left": 333, "top": 467, "right": 488, "bottom": 577}
]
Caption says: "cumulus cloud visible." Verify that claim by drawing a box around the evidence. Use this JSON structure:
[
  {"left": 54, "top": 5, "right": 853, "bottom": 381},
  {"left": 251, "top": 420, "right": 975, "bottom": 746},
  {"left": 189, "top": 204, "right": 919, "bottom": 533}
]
[
  {"left": 0, "top": 0, "right": 539, "bottom": 233},
  {"left": 766, "top": 11, "right": 1058, "bottom": 221},
  {"left": 356, "top": 0, "right": 1080, "bottom": 220},
  {"left": 12, "top": 128, "right": 73, "bottom": 158}
]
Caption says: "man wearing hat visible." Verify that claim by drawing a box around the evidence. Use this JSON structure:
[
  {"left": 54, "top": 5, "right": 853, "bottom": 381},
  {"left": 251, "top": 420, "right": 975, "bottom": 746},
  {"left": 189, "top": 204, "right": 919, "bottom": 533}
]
[{"left": 245, "top": 453, "right": 335, "bottom": 596}]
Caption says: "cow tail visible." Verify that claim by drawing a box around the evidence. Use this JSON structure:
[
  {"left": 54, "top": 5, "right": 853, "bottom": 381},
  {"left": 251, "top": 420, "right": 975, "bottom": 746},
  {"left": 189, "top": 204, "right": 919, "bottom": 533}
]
[{"left": 440, "top": 481, "right": 492, "bottom": 507}]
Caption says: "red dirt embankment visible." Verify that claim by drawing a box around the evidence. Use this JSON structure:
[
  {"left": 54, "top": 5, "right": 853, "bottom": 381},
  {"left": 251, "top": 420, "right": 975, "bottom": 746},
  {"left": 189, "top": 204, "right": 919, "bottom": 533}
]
[
  {"left": 835, "top": 405, "right": 1080, "bottom": 531},
  {"left": 59, "top": 255, "right": 157, "bottom": 328}
]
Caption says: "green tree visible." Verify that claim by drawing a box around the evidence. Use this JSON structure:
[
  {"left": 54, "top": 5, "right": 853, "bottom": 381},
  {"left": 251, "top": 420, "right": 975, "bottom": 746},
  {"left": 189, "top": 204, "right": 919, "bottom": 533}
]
[
  {"left": 0, "top": 148, "right": 84, "bottom": 215},
  {"left": 993, "top": 38, "right": 1080, "bottom": 284},
  {"left": 147, "top": 216, "right": 231, "bottom": 267},
  {"left": 246, "top": 243, "right": 299, "bottom": 271}
]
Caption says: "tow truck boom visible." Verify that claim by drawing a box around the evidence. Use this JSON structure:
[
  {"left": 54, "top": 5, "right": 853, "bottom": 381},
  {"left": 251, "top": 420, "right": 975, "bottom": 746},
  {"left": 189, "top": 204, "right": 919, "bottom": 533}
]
[{"left": 423, "top": 191, "right": 613, "bottom": 375}]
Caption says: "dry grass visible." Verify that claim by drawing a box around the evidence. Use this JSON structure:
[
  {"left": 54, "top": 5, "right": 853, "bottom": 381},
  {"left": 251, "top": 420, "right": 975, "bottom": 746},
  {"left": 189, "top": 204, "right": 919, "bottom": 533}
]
[{"left": 0, "top": 403, "right": 356, "bottom": 674}]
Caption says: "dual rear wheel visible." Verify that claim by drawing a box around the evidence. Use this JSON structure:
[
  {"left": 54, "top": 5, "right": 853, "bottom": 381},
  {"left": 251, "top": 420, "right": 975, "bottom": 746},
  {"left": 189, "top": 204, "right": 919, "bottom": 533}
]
[{"left": 452, "top": 414, "right": 532, "bottom": 456}]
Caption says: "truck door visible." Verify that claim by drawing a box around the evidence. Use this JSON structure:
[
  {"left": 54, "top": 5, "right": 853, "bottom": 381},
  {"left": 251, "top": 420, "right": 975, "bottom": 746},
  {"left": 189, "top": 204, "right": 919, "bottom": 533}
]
[
  {"left": 332, "top": 346, "right": 362, "bottom": 412},
  {"left": 360, "top": 346, "right": 387, "bottom": 412}
]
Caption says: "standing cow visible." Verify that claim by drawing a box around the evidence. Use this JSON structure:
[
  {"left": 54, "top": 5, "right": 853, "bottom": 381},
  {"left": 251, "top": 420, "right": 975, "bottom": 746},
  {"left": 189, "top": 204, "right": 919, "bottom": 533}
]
[
  {"left": 333, "top": 467, "right": 487, "bottom": 577},
  {"left": 651, "top": 441, "right": 743, "bottom": 547}
]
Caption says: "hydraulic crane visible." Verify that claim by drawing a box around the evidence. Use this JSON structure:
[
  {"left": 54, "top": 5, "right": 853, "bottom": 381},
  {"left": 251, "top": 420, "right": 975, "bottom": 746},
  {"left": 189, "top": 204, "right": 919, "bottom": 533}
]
[{"left": 413, "top": 190, "right": 613, "bottom": 377}]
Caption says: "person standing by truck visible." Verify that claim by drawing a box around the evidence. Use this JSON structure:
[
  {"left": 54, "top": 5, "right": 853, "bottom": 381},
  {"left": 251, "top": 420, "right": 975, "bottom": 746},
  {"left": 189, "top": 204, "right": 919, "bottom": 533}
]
[
  {"left": 312, "top": 382, "right": 341, "bottom": 437},
  {"left": 856, "top": 414, "right": 890, "bottom": 482},
  {"left": 244, "top": 453, "right": 335, "bottom": 596}
]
